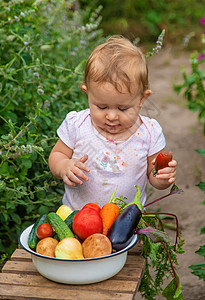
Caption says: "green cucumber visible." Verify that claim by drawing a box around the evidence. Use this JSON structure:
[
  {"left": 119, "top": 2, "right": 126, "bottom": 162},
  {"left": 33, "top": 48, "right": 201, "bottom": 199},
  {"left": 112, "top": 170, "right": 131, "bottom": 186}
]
[
  {"left": 47, "top": 212, "right": 74, "bottom": 240},
  {"left": 28, "top": 214, "right": 47, "bottom": 250},
  {"left": 64, "top": 210, "right": 79, "bottom": 230}
]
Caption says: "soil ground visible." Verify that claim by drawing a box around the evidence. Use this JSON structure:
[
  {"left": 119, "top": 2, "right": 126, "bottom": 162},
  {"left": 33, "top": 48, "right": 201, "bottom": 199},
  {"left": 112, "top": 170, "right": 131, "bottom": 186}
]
[{"left": 135, "top": 47, "right": 205, "bottom": 299}]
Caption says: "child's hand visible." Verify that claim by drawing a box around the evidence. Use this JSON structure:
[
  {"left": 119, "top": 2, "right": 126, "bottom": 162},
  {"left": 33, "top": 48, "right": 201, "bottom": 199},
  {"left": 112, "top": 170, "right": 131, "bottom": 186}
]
[
  {"left": 152, "top": 158, "right": 177, "bottom": 184},
  {"left": 61, "top": 154, "right": 90, "bottom": 186}
]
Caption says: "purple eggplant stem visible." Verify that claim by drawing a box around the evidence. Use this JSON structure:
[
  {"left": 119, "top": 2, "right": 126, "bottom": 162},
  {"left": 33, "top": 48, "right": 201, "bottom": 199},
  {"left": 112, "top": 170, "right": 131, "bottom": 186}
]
[{"left": 144, "top": 184, "right": 183, "bottom": 209}]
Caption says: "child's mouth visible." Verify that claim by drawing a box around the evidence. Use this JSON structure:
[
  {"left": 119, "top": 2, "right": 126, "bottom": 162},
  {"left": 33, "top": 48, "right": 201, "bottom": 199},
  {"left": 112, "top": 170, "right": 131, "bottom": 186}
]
[{"left": 105, "top": 124, "right": 120, "bottom": 130}]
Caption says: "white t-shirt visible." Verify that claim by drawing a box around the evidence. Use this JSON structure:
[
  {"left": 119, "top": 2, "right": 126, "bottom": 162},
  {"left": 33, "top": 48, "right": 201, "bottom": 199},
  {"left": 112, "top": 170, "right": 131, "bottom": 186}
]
[{"left": 57, "top": 109, "right": 166, "bottom": 210}]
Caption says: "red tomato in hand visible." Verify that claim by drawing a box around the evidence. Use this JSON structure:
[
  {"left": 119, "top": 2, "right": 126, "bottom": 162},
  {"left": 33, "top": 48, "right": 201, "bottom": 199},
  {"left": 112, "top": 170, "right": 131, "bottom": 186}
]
[
  {"left": 153, "top": 151, "right": 172, "bottom": 176},
  {"left": 83, "top": 203, "right": 101, "bottom": 213},
  {"left": 37, "top": 223, "right": 53, "bottom": 239}
]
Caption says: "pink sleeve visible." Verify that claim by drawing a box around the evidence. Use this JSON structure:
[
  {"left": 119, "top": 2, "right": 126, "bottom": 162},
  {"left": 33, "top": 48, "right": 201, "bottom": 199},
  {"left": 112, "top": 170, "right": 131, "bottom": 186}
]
[
  {"left": 57, "top": 111, "right": 78, "bottom": 149},
  {"left": 148, "top": 119, "right": 166, "bottom": 156}
]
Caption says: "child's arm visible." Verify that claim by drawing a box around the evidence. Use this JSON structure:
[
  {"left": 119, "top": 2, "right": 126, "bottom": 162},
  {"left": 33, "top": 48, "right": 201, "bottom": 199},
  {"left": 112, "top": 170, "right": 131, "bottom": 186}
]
[
  {"left": 48, "top": 139, "right": 90, "bottom": 186},
  {"left": 147, "top": 151, "right": 177, "bottom": 190}
]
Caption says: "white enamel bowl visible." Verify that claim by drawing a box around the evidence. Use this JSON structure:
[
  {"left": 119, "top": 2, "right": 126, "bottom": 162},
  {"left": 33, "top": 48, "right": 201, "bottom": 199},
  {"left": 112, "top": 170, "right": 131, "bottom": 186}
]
[{"left": 19, "top": 224, "right": 138, "bottom": 284}]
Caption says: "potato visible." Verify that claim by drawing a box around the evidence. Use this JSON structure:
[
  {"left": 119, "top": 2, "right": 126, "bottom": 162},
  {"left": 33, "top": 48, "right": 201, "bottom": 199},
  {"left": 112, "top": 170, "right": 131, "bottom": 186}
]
[
  {"left": 36, "top": 237, "right": 58, "bottom": 257},
  {"left": 82, "top": 233, "right": 112, "bottom": 258}
]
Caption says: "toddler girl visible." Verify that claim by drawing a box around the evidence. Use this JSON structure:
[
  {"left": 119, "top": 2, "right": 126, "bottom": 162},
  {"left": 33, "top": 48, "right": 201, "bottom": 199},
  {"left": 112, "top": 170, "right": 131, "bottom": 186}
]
[{"left": 48, "top": 36, "right": 177, "bottom": 210}]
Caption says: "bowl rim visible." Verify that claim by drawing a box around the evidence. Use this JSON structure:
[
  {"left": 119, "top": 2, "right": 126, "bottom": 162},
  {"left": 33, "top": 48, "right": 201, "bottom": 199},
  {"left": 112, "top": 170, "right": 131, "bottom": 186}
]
[{"left": 19, "top": 224, "right": 138, "bottom": 262}]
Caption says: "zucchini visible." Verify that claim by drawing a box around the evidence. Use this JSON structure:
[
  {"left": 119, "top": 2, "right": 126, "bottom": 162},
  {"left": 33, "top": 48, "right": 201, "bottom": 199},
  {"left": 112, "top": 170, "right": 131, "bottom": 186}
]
[
  {"left": 64, "top": 210, "right": 79, "bottom": 229},
  {"left": 47, "top": 212, "right": 74, "bottom": 240},
  {"left": 28, "top": 214, "right": 47, "bottom": 250}
]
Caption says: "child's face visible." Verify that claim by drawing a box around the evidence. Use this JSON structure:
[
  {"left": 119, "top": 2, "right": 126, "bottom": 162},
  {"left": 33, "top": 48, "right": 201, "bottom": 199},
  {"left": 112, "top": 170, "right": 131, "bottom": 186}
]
[{"left": 83, "top": 81, "right": 151, "bottom": 140}]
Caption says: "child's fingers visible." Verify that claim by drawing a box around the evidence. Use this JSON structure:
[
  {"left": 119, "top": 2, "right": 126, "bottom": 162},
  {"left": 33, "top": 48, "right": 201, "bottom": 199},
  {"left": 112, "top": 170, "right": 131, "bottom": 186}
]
[
  {"left": 80, "top": 154, "right": 88, "bottom": 163},
  {"left": 157, "top": 166, "right": 176, "bottom": 175},
  {"left": 156, "top": 168, "right": 176, "bottom": 181},
  {"left": 168, "top": 159, "right": 177, "bottom": 167},
  {"left": 76, "top": 156, "right": 90, "bottom": 172},
  {"left": 168, "top": 177, "right": 175, "bottom": 184},
  {"left": 73, "top": 166, "right": 89, "bottom": 182},
  {"left": 66, "top": 171, "right": 85, "bottom": 185},
  {"left": 78, "top": 162, "right": 90, "bottom": 172},
  {"left": 62, "top": 175, "right": 76, "bottom": 187}
]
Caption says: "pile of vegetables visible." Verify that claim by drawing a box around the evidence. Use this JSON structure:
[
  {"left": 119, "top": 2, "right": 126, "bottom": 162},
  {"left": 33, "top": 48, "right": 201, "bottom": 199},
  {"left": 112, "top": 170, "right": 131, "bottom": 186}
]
[
  {"left": 27, "top": 151, "right": 184, "bottom": 299},
  {"left": 27, "top": 183, "right": 184, "bottom": 298},
  {"left": 29, "top": 191, "right": 144, "bottom": 260},
  {"left": 28, "top": 199, "right": 130, "bottom": 259}
]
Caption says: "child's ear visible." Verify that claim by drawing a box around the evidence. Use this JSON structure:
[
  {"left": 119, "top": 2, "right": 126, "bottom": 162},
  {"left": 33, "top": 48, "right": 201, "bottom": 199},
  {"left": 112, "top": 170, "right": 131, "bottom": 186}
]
[
  {"left": 141, "top": 89, "right": 152, "bottom": 103},
  {"left": 81, "top": 84, "right": 87, "bottom": 93}
]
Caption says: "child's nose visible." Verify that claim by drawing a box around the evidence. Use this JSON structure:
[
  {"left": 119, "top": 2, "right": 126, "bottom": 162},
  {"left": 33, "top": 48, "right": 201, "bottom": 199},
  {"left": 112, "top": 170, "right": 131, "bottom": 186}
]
[{"left": 106, "top": 110, "right": 118, "bottom": 121}]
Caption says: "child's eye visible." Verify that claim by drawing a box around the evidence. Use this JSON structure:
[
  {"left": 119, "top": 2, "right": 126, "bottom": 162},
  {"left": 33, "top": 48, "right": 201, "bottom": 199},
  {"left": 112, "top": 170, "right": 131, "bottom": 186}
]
[
  {"left": 97, "top": 105, "right": 107, "bottom": 110},
  {"left": 118, "top": 107, "right": 128, "bottom": 111}
]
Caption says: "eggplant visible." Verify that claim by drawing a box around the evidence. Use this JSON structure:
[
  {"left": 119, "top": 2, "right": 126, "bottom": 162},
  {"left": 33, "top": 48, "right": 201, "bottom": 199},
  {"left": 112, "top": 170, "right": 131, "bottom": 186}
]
[
  {"left": 107, "top": 204, "right": 142, "bottom": 251},
  {"left": 111, "top": 233, "right": 136, "bottom": 251}
]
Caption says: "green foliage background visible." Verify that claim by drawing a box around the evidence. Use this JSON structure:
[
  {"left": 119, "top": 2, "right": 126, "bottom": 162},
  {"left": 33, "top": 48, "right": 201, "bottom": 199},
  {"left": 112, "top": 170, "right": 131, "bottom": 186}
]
[
  {"left": 0, "top": 0, "right": 103, "bottom": 262},
  {"left": 80, "top": 0, "right": 204, "bottom": 47}
]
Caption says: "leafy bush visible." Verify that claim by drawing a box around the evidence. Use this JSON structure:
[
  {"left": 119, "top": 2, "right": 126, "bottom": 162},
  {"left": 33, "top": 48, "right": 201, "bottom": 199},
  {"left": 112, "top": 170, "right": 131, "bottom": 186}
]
[
  {"left": 174, "top": 25, "right": 205, "bottom": 133},
  {"left": 81, "top": 0, "right": 205, "bottom": 45},
  {"left": 189, "top": 149, "right": 205, "bottom": 281},
  {"left": 0, "top": 0, "right": 103, "bottom": 262},
  {"left": 174, "top": 17, "right": 205, "bottom": 281}
]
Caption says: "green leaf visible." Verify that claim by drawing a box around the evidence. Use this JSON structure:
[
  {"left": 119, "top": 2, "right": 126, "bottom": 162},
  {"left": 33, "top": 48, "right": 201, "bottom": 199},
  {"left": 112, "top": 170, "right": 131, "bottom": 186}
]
[
  {"left": 196, "top": 149, "right": 205, "bottom": 157},
  {"left": 189, "top": 263, "right": 205, "bottom": 280},
  {"left": 162, "top": 273, "right": 183, "bottom": 299},
  {"left": 0, "top": 180, "right": 6, "bottom": 191},
  {"left": 39, "top": 206, "right": 49, "bottom": 215},
  {"left": 200, "top": 226, "right": 205, "bottom": 234},
  {"left": 11, "top": 213, "right": 22, "bottom": 225},
  {"left": 149, "top": 242, "right": 160, "bottom": 261},
  {"left": 187, "top": 74, "right": 195, "bottom": 85},
  {"left": 195, "top": 245, "right": 205, "bottom": 257},
  {"left": 0, "top": 162, "right": 9, "bottom": 176},
  {"left": 137, "top": 226, "right": 170, "bottom": 243},
  {"left": 22, "top": 158, "right": 32, "bottom": 169},
  {"left": 196, "top": 182, "right": 205, "bottom": 191}
]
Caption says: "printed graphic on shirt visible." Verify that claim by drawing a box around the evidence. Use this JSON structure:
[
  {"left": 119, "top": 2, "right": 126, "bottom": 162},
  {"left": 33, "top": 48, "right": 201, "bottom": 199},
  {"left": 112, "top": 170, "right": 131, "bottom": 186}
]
[{"left": 95, "top": 150, "right": 126, "bottom": 173}]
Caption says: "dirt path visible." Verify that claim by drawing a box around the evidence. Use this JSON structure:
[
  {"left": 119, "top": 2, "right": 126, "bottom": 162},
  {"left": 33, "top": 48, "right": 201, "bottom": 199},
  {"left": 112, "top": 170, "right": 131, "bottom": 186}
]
[{"left": 136, "top": 48, "right": 205, "bottom": 299}]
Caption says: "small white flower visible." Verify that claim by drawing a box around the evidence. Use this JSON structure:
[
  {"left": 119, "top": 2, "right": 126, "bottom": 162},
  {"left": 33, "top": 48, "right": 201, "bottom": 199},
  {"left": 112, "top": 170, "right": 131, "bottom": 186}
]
[
  {"left": 28, "top": 145, "right": 32, "bottom": 153},
  {"left": 37, "top": 88, "right": 44, "bottom": 95}
]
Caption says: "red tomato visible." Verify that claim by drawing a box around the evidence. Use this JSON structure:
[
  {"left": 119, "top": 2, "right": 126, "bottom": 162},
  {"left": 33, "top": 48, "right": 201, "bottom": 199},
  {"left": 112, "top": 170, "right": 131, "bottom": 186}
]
[
  {"left": 72, "top": 207, "right": 103, "bottom": 240},
  {"left": 37, "top": 223, "right": 53, "bottom": 239},
  {"left": 83, "top": 203, "right": 101, "bottom": 213}
]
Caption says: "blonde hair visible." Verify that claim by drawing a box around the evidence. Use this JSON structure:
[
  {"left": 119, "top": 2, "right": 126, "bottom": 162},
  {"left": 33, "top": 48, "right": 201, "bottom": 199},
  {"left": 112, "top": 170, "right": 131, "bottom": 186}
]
[{"left": 83, "top": 35, "right": 149, "bottom": 95}]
